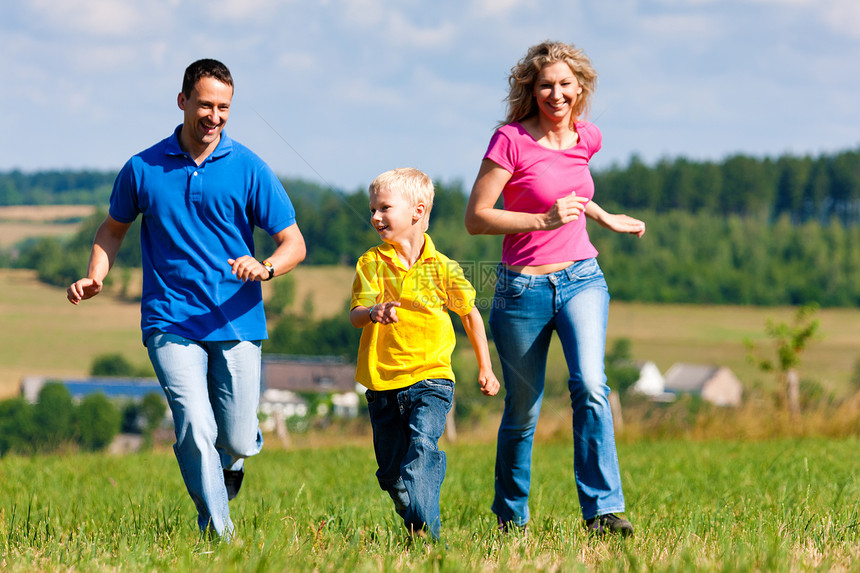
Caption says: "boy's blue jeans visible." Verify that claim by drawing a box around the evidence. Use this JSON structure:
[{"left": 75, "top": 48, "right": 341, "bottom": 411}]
[
  {"left": 366, "top": 378, "right": 454, "bottom": 540},
  {"left": 146, "top": 332, "right": 264, "bottom": 540},
  {"left": 489, "top": 260, "right": 626, "bottom": 526}
]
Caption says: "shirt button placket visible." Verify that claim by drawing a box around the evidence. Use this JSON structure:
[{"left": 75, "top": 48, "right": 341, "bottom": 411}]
[{"left": 190, "top": 168, "right": 203, "bottom": 202}]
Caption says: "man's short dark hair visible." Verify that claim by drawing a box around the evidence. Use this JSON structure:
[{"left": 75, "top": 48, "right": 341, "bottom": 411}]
[{"left": 182, "top": 59, "right": 233, "bottom": 97}]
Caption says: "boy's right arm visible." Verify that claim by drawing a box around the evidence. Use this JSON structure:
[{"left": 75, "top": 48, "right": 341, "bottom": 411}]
[
  {"left": 350, "top": 302, "right": 401, "bottom": 328},
  {"left": 460, "top": 306, "right": 500, "bottom": 397}
]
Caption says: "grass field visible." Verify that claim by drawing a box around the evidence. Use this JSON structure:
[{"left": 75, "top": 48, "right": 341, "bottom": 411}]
[
  {"left": 1, "top": 436, "right": 858, "bottom": 571},
  {"left": 3, "top": 210, "right": 860, "bottom": 570}
]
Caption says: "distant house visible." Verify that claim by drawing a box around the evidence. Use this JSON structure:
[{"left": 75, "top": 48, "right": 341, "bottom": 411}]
[
  {"left": 631, "top": 361, "right": 674, "bottom": 402},
  {"left": 662, "top": 363, "right": 744, "bottom": 407},
  {"left": 21, "top": 375, "right": 163, "bottom": 404},
  {"left": 261, "top": 355, "right": 360, "bottom": 418},
  {"left": 19, "top": 354, "right": 362, "bottom": 430}
]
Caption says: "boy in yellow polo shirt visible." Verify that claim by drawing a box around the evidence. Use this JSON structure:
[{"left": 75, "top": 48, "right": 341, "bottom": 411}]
[{"left": 350, "top": 167, "right": 499, "bottom": 540}]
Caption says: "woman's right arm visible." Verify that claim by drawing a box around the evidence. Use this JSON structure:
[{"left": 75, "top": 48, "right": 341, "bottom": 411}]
[{"left": 465, "top": 159, "right": 587, "bottom": 236}]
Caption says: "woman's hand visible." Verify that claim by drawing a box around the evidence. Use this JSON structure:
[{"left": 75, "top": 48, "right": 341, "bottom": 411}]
[
  {"left": 585, "top": 201, "right": 646, "bottom": 237},
  {"left": 542, "top": 193, "right": 589, "bottom": 230},
  {"left": 599, "top": 213, "right": 646, "bottom": 237}
]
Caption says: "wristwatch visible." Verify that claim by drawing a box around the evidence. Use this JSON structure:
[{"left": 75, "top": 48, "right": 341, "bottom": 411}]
[{"left": 262, "top": 260, "right": 275, "bottom": 281}]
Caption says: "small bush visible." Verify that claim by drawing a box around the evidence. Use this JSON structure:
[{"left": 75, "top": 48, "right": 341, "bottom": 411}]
[{"left": 75, "top": 393, "right": 121, "bottom": 450}]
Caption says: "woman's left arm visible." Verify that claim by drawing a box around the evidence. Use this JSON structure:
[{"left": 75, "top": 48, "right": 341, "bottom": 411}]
[{"left": 585, "top": 201, "right": 646, "bottom": 237}]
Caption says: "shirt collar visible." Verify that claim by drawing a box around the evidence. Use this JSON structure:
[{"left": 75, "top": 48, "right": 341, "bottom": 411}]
[
  {"left": 376, "top": 233, "right": 437, "bottom": 269},
  {"left": 165, "top": 124, "right": 233, "bottom": 162}
]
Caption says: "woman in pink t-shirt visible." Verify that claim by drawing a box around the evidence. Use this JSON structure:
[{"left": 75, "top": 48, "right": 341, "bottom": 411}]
[{"left": 465, "top": 41, "right": 645, "bottom": 537}]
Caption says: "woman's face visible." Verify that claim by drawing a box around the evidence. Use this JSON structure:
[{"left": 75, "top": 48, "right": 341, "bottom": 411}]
[{"left": 533, "top": 61, "right": 582, "bottom": 124}]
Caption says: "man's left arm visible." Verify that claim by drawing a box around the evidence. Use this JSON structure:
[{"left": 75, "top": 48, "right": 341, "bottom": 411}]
[{"left": 228, "top": 223, "right": 307, "bottom": 282}]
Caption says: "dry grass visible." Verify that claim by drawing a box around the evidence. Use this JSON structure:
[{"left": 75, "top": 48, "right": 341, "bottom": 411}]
[
  {"left": 0, "top": 205, "right": 97, "bottom": 247},
  {"left": 0, "top": 205, "right": 97, "bottom": 222},
  {"left": 0, "top": 269, "right": 145, "bottom": 397},
  {"left": 0, "top": 221, "right": 81, "bottom": 247}
]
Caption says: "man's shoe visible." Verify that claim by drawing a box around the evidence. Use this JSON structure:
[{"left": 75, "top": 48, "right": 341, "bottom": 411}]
[
  {"left": 224, "top": 469, "right": 244, "bottom": 501},
  {"left": 497, "top": 515, "right": 527, "bottom": 534},
  {"left": 585, "top": 513, "right": 634, "bottom": 537}
]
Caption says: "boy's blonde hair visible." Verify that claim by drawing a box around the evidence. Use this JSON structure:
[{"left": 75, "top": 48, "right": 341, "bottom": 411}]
[{"left": 368, "top": 167, "right": 435, "bottom": 231}]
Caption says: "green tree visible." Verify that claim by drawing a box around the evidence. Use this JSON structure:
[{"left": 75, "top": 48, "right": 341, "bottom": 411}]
[
  {"left": 266, "top": 273, "right": 297, "bottom": 318},
  {"left": 605, "top": 338, "right": 640, "bottom": 395},
  {"left": 33, "top": 383, "right": 75, "bottom": 450},
  {"left": 139, "top": 392, "right": 167, "bottom": 435},
  {"left": 91, "top": 353, "right": 137, "bottom": 377},
  {"left": 75, "top": 393, "right": 121, "bottom": 450},
  {"left": 745, "top": 304, "right": 820, "bottom": 418},
  {"left": 0, "top": 398, "right": 36, "bottom": 455}
]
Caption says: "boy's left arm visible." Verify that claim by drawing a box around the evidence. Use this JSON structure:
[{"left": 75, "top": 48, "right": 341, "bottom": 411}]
[{"left": 459, "top": 306, "right": 500, "bottom": 397}]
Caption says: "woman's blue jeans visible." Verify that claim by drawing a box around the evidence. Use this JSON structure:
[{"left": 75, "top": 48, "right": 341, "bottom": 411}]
[
  {"left": 146, "top": 332, "right": 264, "bottom": 540},
  {"left": 489, "top": 259, "right": 625, "bottom": 525},
  {"left": 366, "top": 379, "right": 454, "bottom": 540}
]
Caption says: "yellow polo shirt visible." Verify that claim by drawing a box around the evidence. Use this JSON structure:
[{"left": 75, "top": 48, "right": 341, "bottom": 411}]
[{"left": 351, "top": 234, "right": 476, "bottom": 391}]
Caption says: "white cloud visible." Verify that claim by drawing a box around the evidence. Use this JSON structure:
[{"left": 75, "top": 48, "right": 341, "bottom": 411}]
[
  {"left": 470, "top": 0, "right": 527, "bottom": 18},
  {"left": 820, "top": 0, "right": 860, "bottom": 38},
  {"left": 24, "top": 0, "right": 148, "bottom": 38},
  {"left": 339, "top": 0, "right": 388, "bottom": 27},
  {"left": 384, "top": 11, "right": 457, "bottom": 49},
  {"left": 208, "top": 0, "right": 285, "bottom": 22},
  {"left": 748, "top": 0, "right": 860, "bottom": 38}
]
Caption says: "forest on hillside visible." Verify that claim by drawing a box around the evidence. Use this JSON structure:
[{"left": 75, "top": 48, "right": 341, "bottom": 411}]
[{"left": 3, "top": 145, "right": 860, "bottom": 308}]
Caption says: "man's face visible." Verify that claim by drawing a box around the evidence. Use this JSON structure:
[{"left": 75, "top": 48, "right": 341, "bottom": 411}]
[{"left": 177, "top": 76, "right": 233, "bottom": 153}]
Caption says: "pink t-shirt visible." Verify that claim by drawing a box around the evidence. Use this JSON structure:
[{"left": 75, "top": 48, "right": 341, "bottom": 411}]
[{"left": 483, "top": 121, "right": 601, "bottom": 266}]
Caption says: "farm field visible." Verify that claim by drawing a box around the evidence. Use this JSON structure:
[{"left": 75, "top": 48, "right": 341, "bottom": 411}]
[
  {"left": 0, "top": 205, "right": 97, "bottom": 247},
  {"left": 3, "top": 266, "right": 860, "bottom": 399},
  {"left": 1, "top": 437, "right": 858, "bottom": 571}
]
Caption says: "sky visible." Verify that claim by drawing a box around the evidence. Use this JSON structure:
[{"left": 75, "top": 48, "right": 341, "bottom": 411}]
[{"left": 2, "top": 0, "right": 858, "bottom": 193}]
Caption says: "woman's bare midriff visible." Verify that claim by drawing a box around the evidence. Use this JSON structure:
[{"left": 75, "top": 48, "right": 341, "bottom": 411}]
[{"left": 504, "top": 261, "right": 575, "bottom": 275}]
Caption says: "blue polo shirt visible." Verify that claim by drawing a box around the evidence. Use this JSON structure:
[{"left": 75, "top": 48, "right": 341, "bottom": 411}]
[{"left": 110, "top": 125, "right": 296, "bottom": 344}]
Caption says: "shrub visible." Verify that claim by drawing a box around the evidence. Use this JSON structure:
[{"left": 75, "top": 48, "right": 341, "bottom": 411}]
[
  {"left": 75, "top": 393, "right": 121, "bottom": 450},
  {"left": 33, "top": 382, "right": 74, "bottom": 451}
]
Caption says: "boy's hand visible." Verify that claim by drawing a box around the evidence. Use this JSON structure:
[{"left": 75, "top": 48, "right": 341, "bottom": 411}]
[
  {"left": 479, "top": 369, "right": 500, "bottom": 396},
  {"left": 372, "top": 301, "right": 401, "bottom": 325}
]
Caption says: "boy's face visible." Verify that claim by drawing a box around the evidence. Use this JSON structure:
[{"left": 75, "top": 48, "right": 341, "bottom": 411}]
[{"left": 369, "top": 187, "right": 425, "bottom": 245}]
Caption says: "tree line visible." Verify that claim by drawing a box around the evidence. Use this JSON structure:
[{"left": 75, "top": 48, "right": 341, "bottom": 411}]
[
  {"left": 4, "top": 147, "right": 860, "bottom": 221},
  {"left": 3, "top": 145, "right": 860, "bottom": 308}
]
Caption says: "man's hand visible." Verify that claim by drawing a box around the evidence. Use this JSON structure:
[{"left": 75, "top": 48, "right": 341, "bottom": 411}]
[{"left": 228, "top": 256, "right": 269, "bottom": 282}]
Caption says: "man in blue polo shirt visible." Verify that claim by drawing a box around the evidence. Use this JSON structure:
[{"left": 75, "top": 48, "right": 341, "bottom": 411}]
[{"left": 67, "top": 58, "right": 306, "bottom": 540}]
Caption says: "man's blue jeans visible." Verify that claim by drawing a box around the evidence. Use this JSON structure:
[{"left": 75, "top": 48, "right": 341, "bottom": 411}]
[
  {"left": 489, "top": 259, "right": 625, "bottom": 526},
  {"left": 366, "top": 379, "right": 454, "bottom": 540},
  {"left": 146, "top": 332, "right": 264, "bottom": 539}
]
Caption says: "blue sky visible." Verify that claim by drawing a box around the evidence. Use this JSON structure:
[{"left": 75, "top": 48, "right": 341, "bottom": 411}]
[{"left": 2, "top": 0, "right": 858, "bottom": 192}]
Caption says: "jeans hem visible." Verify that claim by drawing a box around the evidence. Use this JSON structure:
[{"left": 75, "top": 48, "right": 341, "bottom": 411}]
[{"left": 583, "top": 506, "right": 627, "bottom": 521}]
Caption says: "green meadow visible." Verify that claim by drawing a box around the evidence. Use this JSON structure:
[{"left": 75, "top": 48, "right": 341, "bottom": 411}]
[
  {"left": 1, "top": 437, "right": 859, "bottom": 571},
  {"left": 3, "top": 216, "right": 860, "bottom": 571}
]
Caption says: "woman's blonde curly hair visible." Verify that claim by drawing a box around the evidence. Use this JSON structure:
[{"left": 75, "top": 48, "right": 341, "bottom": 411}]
[{"left": 502, "top": 40, "right": 598, "bottom": 129}]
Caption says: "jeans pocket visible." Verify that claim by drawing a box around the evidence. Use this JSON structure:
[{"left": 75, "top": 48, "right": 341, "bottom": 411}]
[
  {"left": 573, "top": 258, "right": 603, "bottom": 280},
  {"left": 421, "top": 378, "right": 454, "bottom": 393},
  {"left": 495, "top": 274, "right": 528, "bottom": 299}
]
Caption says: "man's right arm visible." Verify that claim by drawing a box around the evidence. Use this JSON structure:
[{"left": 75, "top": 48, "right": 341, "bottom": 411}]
[{"left": 67, "top": 215, "right": 132, "bottom": 305}]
